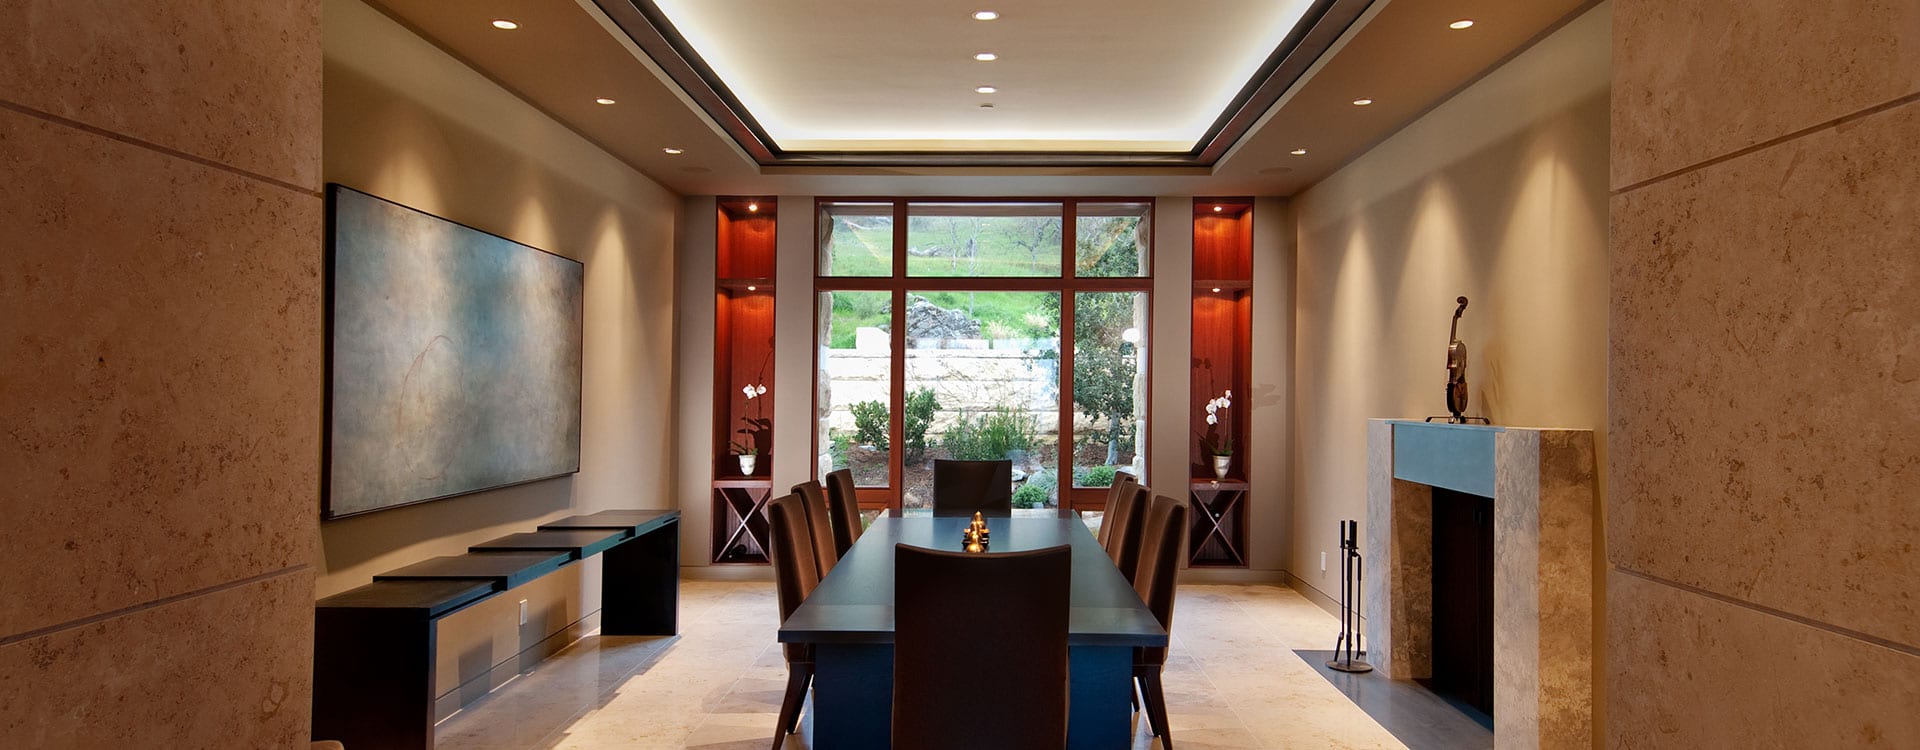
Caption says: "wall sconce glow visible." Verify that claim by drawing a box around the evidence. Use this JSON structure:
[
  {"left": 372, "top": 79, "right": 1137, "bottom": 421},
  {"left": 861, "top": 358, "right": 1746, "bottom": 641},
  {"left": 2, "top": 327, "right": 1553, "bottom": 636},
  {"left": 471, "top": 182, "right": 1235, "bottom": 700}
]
[
  {"left": 747, "top": 202, "right": 759, "bottom": 212},
  {"left": 1449, "top": 19, "right": 1475, "bottom": 29},
  {"left": 662, "top": 147, "right": 684, "bottom": 155},
  {"left": 594, "top": 98, "right": 617, "bottom": 105},
  {"left": 974, "top": 52, "right": 998, "bottom": 62},
  {"left": 972, "top": 10, "right": 999, "bottom": 21},
  {"left": 975, "top": 86, "right": 997, "bottom": 94},
  {"left": 1290, "top": 148, "right": 1308, "bottom": 155},
  {"left": 1353, "top": 98, "right": 1374, "bottom": 106}
]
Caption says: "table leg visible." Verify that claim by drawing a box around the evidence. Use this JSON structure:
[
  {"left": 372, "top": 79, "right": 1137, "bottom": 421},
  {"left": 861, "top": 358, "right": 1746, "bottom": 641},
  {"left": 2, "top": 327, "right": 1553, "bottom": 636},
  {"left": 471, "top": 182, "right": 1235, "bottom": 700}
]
[
  {"left": 1067, "top": 645, "right": 1134, "bottom": 749},
  {"left": 601, "top": 520, "right": 679, "bottom": 636},
  {"left": 812, "top": 643, "right": 893, "bottom": 750}
]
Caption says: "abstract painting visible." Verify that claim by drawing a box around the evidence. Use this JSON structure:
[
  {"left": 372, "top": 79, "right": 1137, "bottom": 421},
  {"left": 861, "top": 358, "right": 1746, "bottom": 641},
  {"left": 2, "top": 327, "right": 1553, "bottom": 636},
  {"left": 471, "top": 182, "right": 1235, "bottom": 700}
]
[{"left": 324, "top": 185, "right": 583, "bottom": 518}]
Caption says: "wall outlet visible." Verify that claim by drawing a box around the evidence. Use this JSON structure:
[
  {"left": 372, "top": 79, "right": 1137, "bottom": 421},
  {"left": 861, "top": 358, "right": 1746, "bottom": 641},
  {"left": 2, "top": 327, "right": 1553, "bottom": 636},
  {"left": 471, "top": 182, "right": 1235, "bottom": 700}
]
[
  {"left": 1321, "top": 551, "right": 1327, "bottom": 572},
  {"left": 518, "top": 599, "right": 528, "bottom": 626}
]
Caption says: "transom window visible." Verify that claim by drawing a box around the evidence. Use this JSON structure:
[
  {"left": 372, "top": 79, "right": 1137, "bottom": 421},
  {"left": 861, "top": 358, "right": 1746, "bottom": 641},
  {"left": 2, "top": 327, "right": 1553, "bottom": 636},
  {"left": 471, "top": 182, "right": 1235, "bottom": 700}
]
[{"left": 814, "top": 199, "right": 1152, "bottom": 518}]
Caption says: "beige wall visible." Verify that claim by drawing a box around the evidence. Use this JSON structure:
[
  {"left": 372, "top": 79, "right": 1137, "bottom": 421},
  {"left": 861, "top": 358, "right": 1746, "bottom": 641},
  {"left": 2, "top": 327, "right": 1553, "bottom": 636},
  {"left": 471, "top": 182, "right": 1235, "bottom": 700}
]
[
  {"left": 1289, "top": 0, "right": 1610, "bottom": 617},
  {"left": 0, "top": 1, "right": 322, "bottom": 746},
  {"left": 673, "top": 195, "right": 1295, "bottom": 575},
  {"left": 316, "top": 0, "right": 679, "bottom": 611},
  {"left": 1606, "top": 0, "right": 1920, "bottom": 745}
]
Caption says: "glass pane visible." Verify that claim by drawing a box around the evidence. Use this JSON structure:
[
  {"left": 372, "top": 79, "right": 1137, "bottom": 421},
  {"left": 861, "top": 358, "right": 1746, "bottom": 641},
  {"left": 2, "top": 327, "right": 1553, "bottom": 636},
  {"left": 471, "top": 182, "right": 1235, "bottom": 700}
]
[
  {"left": 1075, "top": 202, "right": 1151, "bottom": 277},
  {"left": 902, "top": 291, "right": 1061, "bottom": 515},
  {"left": 818, "top": 202, "right": 892, "bottom": 277},
  {"left": 817, "top": 291, "right": 891, "bottom": 486},
  {"left": 906, "top": 203, "right": 1062, "bottom": 277},
  {"left": 1072, "top": 292, "right": 1148, "bottom": 487}
]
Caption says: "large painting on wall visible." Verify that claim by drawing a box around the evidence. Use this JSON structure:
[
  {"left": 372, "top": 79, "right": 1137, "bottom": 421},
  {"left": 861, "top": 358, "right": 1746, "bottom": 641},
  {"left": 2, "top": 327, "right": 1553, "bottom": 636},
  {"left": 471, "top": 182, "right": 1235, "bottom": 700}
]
[{"left": 324, "top": 185, "right": 583, "bottom": 519}]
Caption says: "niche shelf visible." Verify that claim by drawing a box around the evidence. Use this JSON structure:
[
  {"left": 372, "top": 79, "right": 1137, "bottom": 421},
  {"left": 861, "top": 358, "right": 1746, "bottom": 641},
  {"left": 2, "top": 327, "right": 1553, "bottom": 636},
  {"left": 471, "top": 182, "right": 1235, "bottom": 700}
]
[
  {"left": 1188, "top": 198, "right": 1252, "bottom": 568},
  {"left": 712, "top": 197, "right": 776, "bottom": 564}
]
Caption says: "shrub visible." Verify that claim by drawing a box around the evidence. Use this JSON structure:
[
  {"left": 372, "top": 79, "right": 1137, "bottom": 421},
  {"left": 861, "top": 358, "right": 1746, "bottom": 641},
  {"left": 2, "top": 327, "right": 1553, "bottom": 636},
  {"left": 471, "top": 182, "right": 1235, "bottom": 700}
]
[
  {"left": 903, "top": 388, "right": 938, "bottom": 462},
  {"left": 827, "top": 430, "right": 853, "bottom": 471},
  {"left": 942, "top": 405, "right": 1037, "bottom": 461},
  {"left": 1080, "top": 465, "right": 1117, "bottom": 488},
  {"left": 1012, "top": 482, "right": 1049, "bottom": 509},
  {"left": 850, "top": 400, "right": 888, "bottom": 449}
]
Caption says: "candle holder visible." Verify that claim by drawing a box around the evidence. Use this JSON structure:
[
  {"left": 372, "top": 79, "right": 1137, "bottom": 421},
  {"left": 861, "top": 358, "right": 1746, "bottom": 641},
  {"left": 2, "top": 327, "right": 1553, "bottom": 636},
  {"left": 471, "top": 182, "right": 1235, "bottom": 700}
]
[{"left": 961, "top": 512, "right": 990, "bottom": 552}]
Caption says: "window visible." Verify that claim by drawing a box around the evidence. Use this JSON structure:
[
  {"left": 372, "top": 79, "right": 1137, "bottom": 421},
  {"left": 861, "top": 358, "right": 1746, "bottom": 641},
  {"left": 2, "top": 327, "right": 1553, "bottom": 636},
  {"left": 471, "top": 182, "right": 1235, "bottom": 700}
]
[{"left": 814, "top": 199, "right": 1153, "bottom": 518}]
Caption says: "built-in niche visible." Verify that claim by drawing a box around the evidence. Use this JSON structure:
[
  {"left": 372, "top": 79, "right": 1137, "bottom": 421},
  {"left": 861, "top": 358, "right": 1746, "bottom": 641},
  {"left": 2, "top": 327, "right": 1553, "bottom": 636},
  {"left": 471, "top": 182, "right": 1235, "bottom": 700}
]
[{"left": 711, "top": 197, "right": 776, "bottom": 564}]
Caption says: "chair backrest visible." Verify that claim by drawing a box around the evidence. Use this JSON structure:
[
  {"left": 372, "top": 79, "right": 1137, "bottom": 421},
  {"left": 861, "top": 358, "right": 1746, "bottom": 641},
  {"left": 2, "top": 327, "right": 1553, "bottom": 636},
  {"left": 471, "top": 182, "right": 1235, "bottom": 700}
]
[
  {"left": 769, "top": 493, "right": 821, "bottom": 665},
  {"left": 931, "top": 459, "right": 1013, "bottom": 516},
  {"left": 894, "top": 543, "right": 1071, "bottom": 750},
  {"left": 1103, "top": 483, "right": 1150, "bottom": 583},
  {"left": 823, "top": 468, "right": 863, "bottom": 558},
  {"left": 1133, "top": 495, "right": 1188, "bottom": 665},
  {"left": 790, "top": 481, "right": 839, "bottom": 579},
  {"left": 1095, "top": 473, "right": 1141, "bottom": 546}
]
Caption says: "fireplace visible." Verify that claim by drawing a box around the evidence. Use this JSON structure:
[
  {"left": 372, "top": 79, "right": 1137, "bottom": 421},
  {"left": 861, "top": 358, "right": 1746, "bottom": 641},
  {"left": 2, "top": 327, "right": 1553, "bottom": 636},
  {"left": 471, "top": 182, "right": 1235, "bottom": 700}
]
[
  {"left": 1364, "top": 419, "right": 1597, "bottom": 749},
  {"left": 1427, "top": 487, "right": 1494, "bottom": 719}
]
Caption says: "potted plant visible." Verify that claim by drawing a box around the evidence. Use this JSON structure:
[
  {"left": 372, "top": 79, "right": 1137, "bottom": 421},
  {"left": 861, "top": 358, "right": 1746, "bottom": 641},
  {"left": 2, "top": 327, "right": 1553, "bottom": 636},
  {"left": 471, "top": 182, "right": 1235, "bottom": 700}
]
[
  {"left": 730, "top": 440, "right": 759, "bottom": 476},
  {"left": 735, "top": 382, "right": 768, "bottom": 475},
  {"left": 1203, "top": 390, "right": 1233, "bottom": 479}
]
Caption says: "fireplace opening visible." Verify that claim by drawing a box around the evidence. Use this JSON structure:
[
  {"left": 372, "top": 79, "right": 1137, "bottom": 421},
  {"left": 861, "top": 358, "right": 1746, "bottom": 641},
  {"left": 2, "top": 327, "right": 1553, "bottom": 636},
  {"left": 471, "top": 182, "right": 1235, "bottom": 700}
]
[{"left": 1425, "top": 487, "right": 1495, "bottom": 723}]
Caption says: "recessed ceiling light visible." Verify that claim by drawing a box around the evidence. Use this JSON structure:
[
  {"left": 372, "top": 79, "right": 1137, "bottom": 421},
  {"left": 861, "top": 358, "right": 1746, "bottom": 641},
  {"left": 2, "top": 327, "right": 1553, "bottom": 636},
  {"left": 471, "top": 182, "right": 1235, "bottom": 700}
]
[
  {"left": 747, "top": 202, "right": 759, "bottom": 213},
  {"left": 972, "top": 10, "right": 999, "bottom": 21},
  {"left": 1212, "top": 287, "right": 1223, "bottom": 293},
  {"left": 975, "top": 85, "right": 997, "bottom": 94},
  {"left": 1290, "top": 148, "right": 1308, "bottom": 155},
  {"left": 594, "top": 97, "right": 616, "bottom": 105},
  {"left": 746, "top": 285, "right": 757, "bottom": 291},
  {"left": 1449, "top": 19, "right": 1475, "bottom": 30},
  {"left": 662, "top": 147, "right": 684, "bottom": 155},
  {"left": 979, "top": 103, "right": 996, "bottom": 109},
  {"left": 974, "top": 52, "right": 998, "bottom": 62},
  {"left": 1213, "top": 205, "right": 1223, "bottom": 212},
  {"left": 1353, "top": 98, "right": 1374, "bottom": 106},
  {"left": 490, "top": 19, "right": 519, "bottom": 30}
]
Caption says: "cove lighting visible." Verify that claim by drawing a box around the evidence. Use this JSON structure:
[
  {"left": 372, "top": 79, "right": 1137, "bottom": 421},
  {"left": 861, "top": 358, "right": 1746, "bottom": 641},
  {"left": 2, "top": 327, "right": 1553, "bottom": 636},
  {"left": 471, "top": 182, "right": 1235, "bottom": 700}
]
[
  {"left": 972, "top": 10, "right": 999, "bottom": 21},
  {"left": 490, "top": 19, "right": 519, "bottom": 30},
  {"left": 974, "top": 52, "right": 998, "bottom": 62},
  {"left": 1353, "top": 98, "right": 1374, "bottom": 106},
  {"left": 1449, "top": 19, "right": 1475, "bottom": 30}
]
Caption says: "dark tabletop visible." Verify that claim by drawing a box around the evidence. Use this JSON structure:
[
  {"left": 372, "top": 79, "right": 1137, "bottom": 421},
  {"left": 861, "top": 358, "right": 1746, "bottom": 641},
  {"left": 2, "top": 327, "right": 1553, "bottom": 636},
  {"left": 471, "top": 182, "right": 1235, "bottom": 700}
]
[
  {"left": 537, "top": 508, "right": 678, "bottom": 536},
  {"left": 373, "top": 550, "right": 572, "bottom": 590},
  {"left": 778, "top": 516, "right": 1167, "bottom": 647},
  {"left": 470, "top": 529, "right": 631, "bottom": 559}
]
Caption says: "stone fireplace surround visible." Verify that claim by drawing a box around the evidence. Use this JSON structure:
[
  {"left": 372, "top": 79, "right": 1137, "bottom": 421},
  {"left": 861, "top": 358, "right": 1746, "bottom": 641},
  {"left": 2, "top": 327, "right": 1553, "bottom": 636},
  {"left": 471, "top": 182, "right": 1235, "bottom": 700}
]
[{"left": 1364, "top": 420, "right": 1597, "bottom": 749}]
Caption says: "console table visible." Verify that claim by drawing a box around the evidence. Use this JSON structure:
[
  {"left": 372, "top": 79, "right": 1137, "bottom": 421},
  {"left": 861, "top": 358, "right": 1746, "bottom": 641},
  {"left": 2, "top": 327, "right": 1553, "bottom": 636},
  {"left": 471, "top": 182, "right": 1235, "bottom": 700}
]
[{"left": 312, "top": 509, "right": 678, "bottom": 750}]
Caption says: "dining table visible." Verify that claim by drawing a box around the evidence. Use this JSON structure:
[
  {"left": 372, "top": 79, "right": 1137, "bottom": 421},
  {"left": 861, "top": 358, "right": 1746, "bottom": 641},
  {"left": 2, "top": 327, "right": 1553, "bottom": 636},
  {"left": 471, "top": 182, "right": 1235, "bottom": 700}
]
[{"left": 777, "top": 514, "right": 1168, "bottom": 749}]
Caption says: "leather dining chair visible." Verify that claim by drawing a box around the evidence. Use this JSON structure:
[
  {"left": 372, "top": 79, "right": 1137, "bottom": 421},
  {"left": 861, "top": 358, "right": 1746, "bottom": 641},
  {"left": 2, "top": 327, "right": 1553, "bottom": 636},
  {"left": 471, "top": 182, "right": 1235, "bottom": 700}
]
[
  {"left": 931, "top": 458, "right": 1013, "bottom": 516},
  {"left": 1102, "top": 482, "right": 1150, "bottom": 584},
  {"left": 1095, "top": 472, "right": 1140, "bottom": 547},
  {"left": 790, "top": 480, "right": 839, "bottom": 579},
  {"left": 894, "top": 543, "right": 1071, "bottom": 750},
  {"left": 1132, "top": 494, "right": 1189, "bottom": 749},
  {"left": 822, "top": 468, "right": 862, "bottom": 558},
  {"left": 768, "top": 494, "right": 820, "bottom": 750}
]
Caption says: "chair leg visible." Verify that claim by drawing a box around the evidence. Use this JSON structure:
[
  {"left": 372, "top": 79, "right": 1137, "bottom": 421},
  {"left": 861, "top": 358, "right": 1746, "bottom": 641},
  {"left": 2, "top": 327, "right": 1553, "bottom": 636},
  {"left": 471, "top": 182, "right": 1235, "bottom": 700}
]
[
  {"left": 1139, "top": 667, "right": 1172, "bottom": 749},
  {"left": 773, "top": 663, "right": 812, "bottom": 749}
]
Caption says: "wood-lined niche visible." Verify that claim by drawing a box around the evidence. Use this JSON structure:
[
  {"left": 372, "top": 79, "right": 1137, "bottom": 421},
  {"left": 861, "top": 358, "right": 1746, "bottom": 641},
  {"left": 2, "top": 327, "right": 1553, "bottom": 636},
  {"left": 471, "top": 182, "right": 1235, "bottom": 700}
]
[
  {"left": 712, "top": 197, "right": 776, "bottom": 564},
  {"left": 1188, "top": 198, "right": 1252, "bottom": 567}
]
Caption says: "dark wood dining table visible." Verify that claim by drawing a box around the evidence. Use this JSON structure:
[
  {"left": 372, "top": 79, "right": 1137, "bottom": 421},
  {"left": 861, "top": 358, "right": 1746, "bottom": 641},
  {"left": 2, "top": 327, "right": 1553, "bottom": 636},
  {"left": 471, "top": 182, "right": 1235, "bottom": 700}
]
[{"left": 778, "top": 515, "right": 1167, "bottom": 749}]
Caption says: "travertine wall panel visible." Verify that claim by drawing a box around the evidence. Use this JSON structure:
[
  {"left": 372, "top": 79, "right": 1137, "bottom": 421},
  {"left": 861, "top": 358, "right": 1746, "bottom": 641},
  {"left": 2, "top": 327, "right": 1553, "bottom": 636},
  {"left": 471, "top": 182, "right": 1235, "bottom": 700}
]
[
  {"left": 0, "top": 0, "right": 322, "bottom": 187},
  {"left": 1611, "top": 0, "right": 1920, "bottom": 188},
  {"left": 0, "top": 107, "right": 321, "bottom": 636},
  {"left": 1610, "top": 98, "right": 1920, "bottom": 648}
]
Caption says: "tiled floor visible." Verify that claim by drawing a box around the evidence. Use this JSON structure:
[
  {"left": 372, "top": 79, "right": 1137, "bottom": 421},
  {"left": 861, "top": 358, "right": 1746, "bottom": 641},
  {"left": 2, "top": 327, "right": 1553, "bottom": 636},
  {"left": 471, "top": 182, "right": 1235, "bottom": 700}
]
[{"left": 436, "top": 580, "right": 1410, "bottom": 749}]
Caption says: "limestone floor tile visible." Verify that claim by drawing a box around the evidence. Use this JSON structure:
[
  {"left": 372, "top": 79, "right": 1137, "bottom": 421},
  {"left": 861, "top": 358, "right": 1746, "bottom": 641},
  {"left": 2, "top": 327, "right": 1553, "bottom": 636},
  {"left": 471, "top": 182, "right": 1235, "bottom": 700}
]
[{"left": 438, "top": 581, "right": 1412, "bottom": 749}]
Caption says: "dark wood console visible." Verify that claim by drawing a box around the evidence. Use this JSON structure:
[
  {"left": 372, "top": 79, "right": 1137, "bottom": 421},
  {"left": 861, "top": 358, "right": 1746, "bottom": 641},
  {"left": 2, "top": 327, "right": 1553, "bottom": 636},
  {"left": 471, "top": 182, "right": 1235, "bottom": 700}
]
[{"left": 312, "top": 509, "right": 679, "bottom": 750}]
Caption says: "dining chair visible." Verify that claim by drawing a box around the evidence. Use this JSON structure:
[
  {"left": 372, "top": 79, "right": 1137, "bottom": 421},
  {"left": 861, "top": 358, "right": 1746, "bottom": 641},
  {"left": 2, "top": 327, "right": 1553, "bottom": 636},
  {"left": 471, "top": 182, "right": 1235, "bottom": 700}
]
[
  {"left": 931, "top": 458, "right": 1013, "bottom": 516},
  {"left": 1095, "top": 473, "right": 1142, "bottom": 547},
  {"left": 1103, "top": 482, "right": 1150, "bottom": 584},
  {"left": 893, "top": 543, "right": 1072, "bottom": 750},
  {"left": 1132, "top": 494, "right": 1189, "bottom": 749},
  {"left": 822, "top": 468, "right": 862, "bottom": 558},
  {"left": 790, "top": 480, "right": 838, "bottom": 579},
  {"left": 768, "top": 493, "right": 820, "bottom": 750}
]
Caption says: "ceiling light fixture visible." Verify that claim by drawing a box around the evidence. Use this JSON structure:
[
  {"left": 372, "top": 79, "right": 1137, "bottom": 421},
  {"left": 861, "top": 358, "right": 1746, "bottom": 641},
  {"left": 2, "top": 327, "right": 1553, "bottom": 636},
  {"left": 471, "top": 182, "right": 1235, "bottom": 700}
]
[
  {"left": 490, "top": 19, "right": 519, "bottom": 30},
  {"left": 1213, "top": 205, "right": 1223, "bottom": 212},
  {"left": 979, "top": 103, "right": 995, "bottom": 109},
  {"left": 975, "top": 85, "right": 997, "bottom": 94},
  {"left": 746, "top": 285, "right": 757, "bottom": 291},
  {"left": 972, "top": 10, "right": 999, "bottom": 21},
  {"left": 1290, "top": 148, "right": 1308, "bottom": 155},
  {"left": 974, "top": 52, "right": 998, "bottom": 61},
  {"left": 1449, "top": 19, "right": 1475, "bottom": 29},
  {"left": 747, "top": 202, "right": 759, "bottom": 212},
  {"left": 662, "top": 147, "right": 684, "bottom": 155},
  {"left": 1353, "top": 98, "right": 1374, "bottom": 106},
  {"left": 594, "top": 97, "right": 616, "bottom": 105},
  {"left": 1212, "top": 287, "right": 1223, "bottom": 293}
]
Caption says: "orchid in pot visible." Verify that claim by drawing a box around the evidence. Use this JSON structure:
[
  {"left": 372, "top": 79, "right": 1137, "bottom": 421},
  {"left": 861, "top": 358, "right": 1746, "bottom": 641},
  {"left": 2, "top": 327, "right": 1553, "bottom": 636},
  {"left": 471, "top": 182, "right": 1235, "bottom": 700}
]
[
  {"left": 734, "top": 383, "right": 768, "bottom": 475},
  {"left": 1203, "top": 389, "right": 1233, "bottom": 479}
]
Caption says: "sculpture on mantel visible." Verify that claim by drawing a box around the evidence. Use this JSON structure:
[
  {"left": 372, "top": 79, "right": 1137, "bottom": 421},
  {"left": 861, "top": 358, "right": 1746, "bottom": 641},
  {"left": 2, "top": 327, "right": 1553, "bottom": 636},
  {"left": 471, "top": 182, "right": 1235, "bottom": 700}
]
[{"left": 1428, "top": 296, "right": 1490, "bottom": 424}]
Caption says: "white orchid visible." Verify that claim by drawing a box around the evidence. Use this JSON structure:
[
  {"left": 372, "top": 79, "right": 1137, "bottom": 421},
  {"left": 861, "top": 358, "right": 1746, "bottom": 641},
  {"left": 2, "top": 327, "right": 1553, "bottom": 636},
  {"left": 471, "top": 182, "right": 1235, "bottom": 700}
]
[
  {"left": 1206, "top": 413, "right": 1218, "bottom": 425},
  {"left": 742, "top": 383, "right": 768, "bottom": 399}
]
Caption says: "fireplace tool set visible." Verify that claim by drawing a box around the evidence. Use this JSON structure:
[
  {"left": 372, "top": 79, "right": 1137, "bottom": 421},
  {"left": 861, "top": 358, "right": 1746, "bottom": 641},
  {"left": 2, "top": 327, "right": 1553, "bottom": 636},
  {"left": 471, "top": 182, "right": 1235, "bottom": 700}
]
[{"left": 1328, "top": 519, "right": 1373, "bottom": 673}]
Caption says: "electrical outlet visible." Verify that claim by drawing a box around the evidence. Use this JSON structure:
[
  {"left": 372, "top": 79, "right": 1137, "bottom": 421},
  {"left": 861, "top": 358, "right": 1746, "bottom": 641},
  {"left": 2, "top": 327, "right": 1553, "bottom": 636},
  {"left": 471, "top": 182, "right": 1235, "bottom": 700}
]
[
  {"left": 1321, "top": 551, "right": 1327, "bottom": 572},
  {"left": 518, "top": 599, "right": 528, "bottom": 626}
]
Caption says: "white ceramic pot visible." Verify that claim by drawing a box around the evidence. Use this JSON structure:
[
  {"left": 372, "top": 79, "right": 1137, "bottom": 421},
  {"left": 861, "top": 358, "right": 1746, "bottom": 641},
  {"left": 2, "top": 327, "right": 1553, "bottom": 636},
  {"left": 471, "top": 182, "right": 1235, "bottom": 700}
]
[
  {"left": 739, "top": 454, "right": 757, "bottom": 476},
  {"left": 1212, "top": 455, "right": 1230, "bottom": 480}
]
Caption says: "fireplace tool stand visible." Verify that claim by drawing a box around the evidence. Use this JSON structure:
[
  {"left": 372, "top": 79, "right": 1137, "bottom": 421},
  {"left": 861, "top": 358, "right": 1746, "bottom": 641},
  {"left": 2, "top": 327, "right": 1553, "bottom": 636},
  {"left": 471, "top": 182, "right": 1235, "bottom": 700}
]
[{"left": 1328, "top": 519, "right": 1373, "bottom": 673}]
